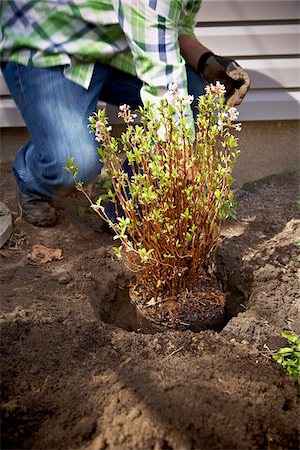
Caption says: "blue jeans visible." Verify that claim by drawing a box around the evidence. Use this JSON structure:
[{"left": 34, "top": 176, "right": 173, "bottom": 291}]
[{"left": 1, "top": 61, "right": 206, "bottom": 199}]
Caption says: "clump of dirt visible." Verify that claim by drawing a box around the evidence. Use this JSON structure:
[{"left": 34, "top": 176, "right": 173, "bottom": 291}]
[{"left": 0, "top": 164, "right": 299, "bottom": 450}]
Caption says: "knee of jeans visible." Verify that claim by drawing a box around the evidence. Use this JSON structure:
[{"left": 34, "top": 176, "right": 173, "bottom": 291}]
[
  {"left": 77, "top": 158, "right": 102, "bottom": 185},
  {"left": 53, "top": 148, "right": 102, "bottom": 193}
]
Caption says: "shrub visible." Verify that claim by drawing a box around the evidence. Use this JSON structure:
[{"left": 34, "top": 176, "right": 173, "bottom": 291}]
[{"left": 68, "top": 83, "right": 241, "bottom": 303}]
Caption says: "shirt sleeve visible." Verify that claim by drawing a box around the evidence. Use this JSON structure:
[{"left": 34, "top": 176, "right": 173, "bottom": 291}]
[
  {"left": 178, "top": 0, "right": 202, "bottom": 37},
  {"left": 110, "top": 0, "right": 188, "bottom": 103}
]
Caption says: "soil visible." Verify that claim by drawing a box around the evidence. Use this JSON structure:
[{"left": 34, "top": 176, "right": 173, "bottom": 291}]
[{"left": 0, "top": 162, "right": 299, "bottom": 450}]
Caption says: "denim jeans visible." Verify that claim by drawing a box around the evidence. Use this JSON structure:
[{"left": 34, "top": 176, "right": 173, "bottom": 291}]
[{"left": 1, "top": 61, "right": 207, "bottom": 200}]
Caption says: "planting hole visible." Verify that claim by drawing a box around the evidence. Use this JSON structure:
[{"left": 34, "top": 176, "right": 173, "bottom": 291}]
[{"left": 88, "top": 270, "right": 249, "bottom": 333}]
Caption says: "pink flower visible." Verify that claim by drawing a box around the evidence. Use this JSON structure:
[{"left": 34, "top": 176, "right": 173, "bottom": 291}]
[
  {"left": 228, "top": 107, "right": 239, "bottom": 121},
  {"left": 182, "top": 94, "right": 194, "bottom": 106},
  {"left": 205, "top": 81, "right": 226, "bottom": 96},
  {"left": 95, "top": 132, "right": 103, "bottom": 142},
  {"left": 164, "top": 83, "right": 193, "bottom": 106},
  {"left": 119, "top": 104, "right": 129, "bottom": 112},
  {"left": 168, "top": 83, "right": 179, "bottom": 94},
  {"left": 118, "top": 104, "right": 137, "bottom": 123},
  {"left": 217, "top": 119, "right": 223, "bottom": 130}
]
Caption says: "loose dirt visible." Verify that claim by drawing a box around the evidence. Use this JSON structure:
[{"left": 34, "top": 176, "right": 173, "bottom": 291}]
[{"left": 0, "top": 163, "right": 299, "bottom": 450}]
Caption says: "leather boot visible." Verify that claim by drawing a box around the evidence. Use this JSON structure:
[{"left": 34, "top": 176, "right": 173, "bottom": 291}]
[{"left": 17, "top": 189, "right": 58, "bottom": 227}]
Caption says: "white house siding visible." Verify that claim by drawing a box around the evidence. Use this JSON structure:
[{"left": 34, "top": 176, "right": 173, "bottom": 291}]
[
  {"left": 196, "top": 0, "right": 300, "bottom": 121},
  {"left": 0, "top": 0, "right": 299, "bottom": 126}
]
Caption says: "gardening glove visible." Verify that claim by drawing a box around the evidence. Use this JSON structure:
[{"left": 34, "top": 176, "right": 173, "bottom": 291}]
[{"left": 198, "top": 52, "right": 250, "bottom": 106}]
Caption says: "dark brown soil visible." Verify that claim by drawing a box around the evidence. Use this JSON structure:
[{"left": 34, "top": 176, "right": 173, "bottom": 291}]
[{"left": 0, "top": 163, "right": 299, "bottom": 450}]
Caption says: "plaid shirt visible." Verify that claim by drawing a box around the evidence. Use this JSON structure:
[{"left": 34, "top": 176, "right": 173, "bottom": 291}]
[{"left": 0, "top": 0, "right": 202, "bottom": 108}]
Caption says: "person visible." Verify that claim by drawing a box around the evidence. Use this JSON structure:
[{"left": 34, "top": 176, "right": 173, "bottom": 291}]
[{"left": 0, "top": 0, "right": 250, "bottom": 227}]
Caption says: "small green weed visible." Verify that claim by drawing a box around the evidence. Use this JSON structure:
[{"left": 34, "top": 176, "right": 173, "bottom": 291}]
[
  {"left": 273, "top": 331, "right": 300, "bottom": 384},
  {"left": 8, "top": 231, "right": 27, "bottom": 248}
]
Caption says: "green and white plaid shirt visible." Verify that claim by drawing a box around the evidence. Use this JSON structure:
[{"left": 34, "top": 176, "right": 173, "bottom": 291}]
[{"left": 0, "top": 0, "right": 202, "bottom": 107}]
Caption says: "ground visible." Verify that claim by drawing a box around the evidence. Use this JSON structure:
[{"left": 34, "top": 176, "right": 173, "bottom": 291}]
[{"left": 0, "top": 163, "right": 299, "bottom": 450}]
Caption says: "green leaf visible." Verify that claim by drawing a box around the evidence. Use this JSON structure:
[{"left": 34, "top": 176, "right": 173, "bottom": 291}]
[
  {"left": 181, "top": 208, "right": 190, "bottom": 220},
  {"left": 281, "top": 331, "right": 300, "bottom": 344},
  {"left": 138, "top": 248, "right": 154, "bottom": 263},
  {"left": 278, "top": 347, "right": 293, "bottom": 355},
  {"left": 215, "top": 189, "right": 221, "bottom": 200},
  {"left": 185, "top": 232, "right": 192, "bottom": 242},
  {"left": 113, "top": 246, "right": 123, "bottom": 261}
]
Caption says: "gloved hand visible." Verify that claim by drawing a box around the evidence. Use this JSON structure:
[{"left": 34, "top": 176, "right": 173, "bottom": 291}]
[{"left": 198, "top": 52, "right": 250, "bottom": 106}]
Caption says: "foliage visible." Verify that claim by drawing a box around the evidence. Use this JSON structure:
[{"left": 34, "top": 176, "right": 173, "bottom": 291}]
[
  {"left": 68, "top": 83, "right": 241, "bottom": 301},
  {"left": 8, "top": 231, "right": 27, "bottom": 248},
  {"left": 272, "top": 331, "right": 300, "bottom": 384}
]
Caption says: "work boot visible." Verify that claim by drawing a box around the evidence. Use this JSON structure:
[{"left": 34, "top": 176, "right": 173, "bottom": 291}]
[{"left": 17, "top": 189, "right": 58, "bottom": 227}]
